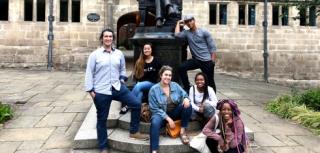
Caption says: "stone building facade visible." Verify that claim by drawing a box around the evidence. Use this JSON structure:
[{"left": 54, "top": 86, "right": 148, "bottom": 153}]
[{"left": 0, "top": 0, "right": 319, "bottom": 88}]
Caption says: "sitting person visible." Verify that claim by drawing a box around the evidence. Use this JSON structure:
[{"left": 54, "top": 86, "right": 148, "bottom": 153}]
[
  {"left": 203, "top": 99, "right": 247, "bottom": 153},
  {"left": 189, "top": 72, "right": 218, "bottom": 123},
  {"left": 120, "top": 43, "right": 162, "bottom": 114},
  {"left": 148, "top": 65, "right": 192, "bottom": 153}
]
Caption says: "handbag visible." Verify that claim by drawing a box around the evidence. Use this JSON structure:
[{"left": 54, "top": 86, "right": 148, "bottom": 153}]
[
  {"left": 166, "top": 120, "right": 181, "bottom": 138},
  {"left": 189, "top": 114, "right": 219, "bottom": 153},
  {"left": 189, "top": 132, "right": 211, "bottom": 153},
  {"left": 140, "top": 103, "right": 151, "bottom": 122}
]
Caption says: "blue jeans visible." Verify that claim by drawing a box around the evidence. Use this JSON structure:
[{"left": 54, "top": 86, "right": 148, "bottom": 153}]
[
  {"left": 131, "top": 81, "right": 154, "bottom": 103},
  {"left": 150, "top": 103, "right": 192, "bottom": 151},
  {"left": 93, "top": 83, "right": 140, "bottom": 151}
]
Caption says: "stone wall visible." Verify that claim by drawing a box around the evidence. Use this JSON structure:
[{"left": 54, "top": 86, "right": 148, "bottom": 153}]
[
  {"left": 0, "top": 0, "right": 319, "bottom": 88},
  {"left": 0, "top": 0, "right": 105, "bottom": 70}
]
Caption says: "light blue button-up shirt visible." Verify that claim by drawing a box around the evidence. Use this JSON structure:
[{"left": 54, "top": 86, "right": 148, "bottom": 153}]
[
  {"left": 148, "top": 82, "right": 189, "bottom": 120},
  {"left": 85, "top": 47, "right": 127, "bottom": 95}
]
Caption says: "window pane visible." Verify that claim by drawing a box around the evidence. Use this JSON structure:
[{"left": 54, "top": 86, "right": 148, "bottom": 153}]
[
  {"left": 309, "top": 6, "right": 316, "bottom": 26},
  {"left": 0, "top": 0, "right": 8, "bottom": 21},
  {"left": 219, "top": 4, "right": 227, "bottom": 25},
  {"left": 239, "top": 4, "right": 245, "bottom": 25},
  {"left": 282, "top": 6, "right": 288, "bottom": 26},
  {"left": 248, "top": 5, "right": 255, "bottom": 25},
  {"left": 37, "top": 0, "right": 46, "bottom": 21},
  {"left": 60, "top": 0, "right": 68, "bottom": 22},
  {"left": 24, "top": 0, "right": 33, "bottom": 21},
  {"left": 209, "top": 3, "right": 216, "bottom": 24},
  {"left": 72, "top": 0, "right": 80, "bottom": 22},
  {"left": 272, "top": 5, "right": 279, "bottom": 25},
  {"left": 299, "top": 8, "right": 306, "bottom": 26}
]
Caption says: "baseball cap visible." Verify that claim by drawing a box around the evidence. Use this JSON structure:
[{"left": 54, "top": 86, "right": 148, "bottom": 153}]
[{"left": 183, "top": 15, "right": 194, "bottom": 21}]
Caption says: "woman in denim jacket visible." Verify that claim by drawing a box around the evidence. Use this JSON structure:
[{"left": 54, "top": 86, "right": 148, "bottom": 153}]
[{"left": 148, "top": 65, "right": 192, "bottom": 153}]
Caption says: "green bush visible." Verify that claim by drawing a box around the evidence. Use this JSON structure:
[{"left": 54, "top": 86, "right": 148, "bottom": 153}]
[
  {"left": 0, "top": 102, "right": 13, "bottom": 124},
  {"left": 296, "top": 88, "right": 320, "bottom": 111},
  {"left": 266, "top": 88, "right": 320, "bottom": 135}
]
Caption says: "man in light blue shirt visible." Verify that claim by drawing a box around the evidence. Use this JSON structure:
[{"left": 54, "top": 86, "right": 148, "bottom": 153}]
[{"left": 85, "top": 28, "right": 149, "bottom": 153}]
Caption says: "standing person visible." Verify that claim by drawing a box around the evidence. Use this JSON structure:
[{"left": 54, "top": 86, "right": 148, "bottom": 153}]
[
  {"left": 85, "top": 28, "right": 149, "bottom": 153},
  {"left": 189, "top": 72, "right": 218, "bottom": 123},
  {"left": 120, "top": 43, "right": 162, "bottom": 114},
  {"left": 203, "top": 99, "right": 247, "bottom": 153},
  {"left": 148, "top": 65, "right": 192, "bottom": 153},
  {"left": 175, "top": 15, "right": 217, "bottom": 92}
]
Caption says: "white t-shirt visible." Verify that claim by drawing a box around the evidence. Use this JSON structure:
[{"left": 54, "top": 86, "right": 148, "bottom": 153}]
[{"left": 189, "top": 85, "right": 218, "bottom": 112}]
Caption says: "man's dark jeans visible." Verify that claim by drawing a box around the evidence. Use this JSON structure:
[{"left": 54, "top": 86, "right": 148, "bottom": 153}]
[
  {"left": 93, "top": 84, "right": 140, "bottom": 151},
  {"left": 178, "top": 58, "right": 216, "bottom": 92}
]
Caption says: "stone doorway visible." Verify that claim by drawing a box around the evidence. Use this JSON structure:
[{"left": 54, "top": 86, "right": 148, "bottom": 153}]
[{"left": 116, "top": 11, "right": 156, "bottom": 49}]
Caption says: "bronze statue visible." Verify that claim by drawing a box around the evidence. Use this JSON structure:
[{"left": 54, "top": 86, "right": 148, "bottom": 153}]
[{"left": 137, "top": 0, "right": 181, "bottom": 27}]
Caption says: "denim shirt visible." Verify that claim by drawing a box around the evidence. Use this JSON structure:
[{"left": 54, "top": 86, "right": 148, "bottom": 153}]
[
  {"left": 84, "top": 47, "right": 127, "bottom": 95},
  {"left": 148, "top": 82, "right": 189, "bottom": 120}
]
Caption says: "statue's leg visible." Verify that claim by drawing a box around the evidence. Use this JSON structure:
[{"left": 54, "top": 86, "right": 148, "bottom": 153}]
[
  {"left": 139, "top": 8, "right": 147, "bottom": 26},
  {"left": 155, "top": 0, "right": 163, "bottom": 26},
  {"left": 162, "top": 0, "right": 177, "bottom": 17}
]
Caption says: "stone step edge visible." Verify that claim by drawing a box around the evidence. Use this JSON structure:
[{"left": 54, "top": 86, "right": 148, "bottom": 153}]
[{"left": 74, "top": 103, "right": 254, "bottom": 149}]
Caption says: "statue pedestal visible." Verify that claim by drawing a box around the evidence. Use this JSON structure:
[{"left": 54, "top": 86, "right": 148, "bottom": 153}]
[{"left": 130, "top": 27, "right": 186, "bottom": 81}]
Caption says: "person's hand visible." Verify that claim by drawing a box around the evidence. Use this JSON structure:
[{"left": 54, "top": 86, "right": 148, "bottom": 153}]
[
  {"left": 166, "top": 117, "right": 175, "bottom": 129},
  {"left": 220, "top": 143, "right": 229, "bottom": 151},
  {"left": 183, "top": 98, "right": 190, "bottom": 108},
  {"left": 177, "top": 20, "right": 184, "bottom": 25},
  {"left": 89, "top": 91, "right": 95, "bottom": 99},
  {"left": 199, "top": 105, "right": 204, "bottom": 113},
  {"left": 223, "top": 114, "right": 233, "bottom": 126}
]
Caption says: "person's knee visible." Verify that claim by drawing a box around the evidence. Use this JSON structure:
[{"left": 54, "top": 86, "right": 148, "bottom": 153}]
[
  {"left": 151, "top": 116, "right": 162, "bottom": 129},
  {"left": 203, "top": 103, "right": 215, "bottom": 118}
]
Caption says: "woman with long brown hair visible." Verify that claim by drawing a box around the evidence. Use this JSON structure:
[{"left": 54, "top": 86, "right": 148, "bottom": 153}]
[{"left": 120, "top": 43, "right": 162, "bottom": 114}]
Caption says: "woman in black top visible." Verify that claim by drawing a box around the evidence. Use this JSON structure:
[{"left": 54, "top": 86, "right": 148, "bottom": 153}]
[{"left": 120, "top": 43, "right": 162, "bottom": 114}]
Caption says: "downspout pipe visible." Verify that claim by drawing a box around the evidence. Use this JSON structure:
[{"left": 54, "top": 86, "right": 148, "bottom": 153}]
[
  {"left": 263, "top": 0, "right": 269, "bottom": 82},
  {"left": 47, "top": 0, "right": 54, "bottom": 71},
  {"left": 107, "top": 0, "right": 113, "bottom": 29}
]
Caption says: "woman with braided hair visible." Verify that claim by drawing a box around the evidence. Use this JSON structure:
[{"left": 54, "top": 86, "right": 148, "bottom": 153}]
[{"left": 203, "top": 99, "right": 248, "bottom": 153}]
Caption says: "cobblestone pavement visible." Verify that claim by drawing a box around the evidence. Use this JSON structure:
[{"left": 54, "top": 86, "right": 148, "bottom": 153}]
[{"left": 0, "top": 69, "right": 319, "bottom": 153}]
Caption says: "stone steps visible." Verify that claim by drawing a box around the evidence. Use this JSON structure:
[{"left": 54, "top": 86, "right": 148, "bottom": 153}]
[
  {"left": 74, "top": 101, "right": 254, "bottom": 152},
  {"left": 109, "top": 128, "right": 195, "bottom": 153}
]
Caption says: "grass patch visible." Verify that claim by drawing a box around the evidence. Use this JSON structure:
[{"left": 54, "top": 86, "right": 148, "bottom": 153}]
[
  {"left": 266, "top": 88, "right": 320, "bottom": 135},
  {"left": 0, "top": 102, "right": 13, "bottom": 124}
]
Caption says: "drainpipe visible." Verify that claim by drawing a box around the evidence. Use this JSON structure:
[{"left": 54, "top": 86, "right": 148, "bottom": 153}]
[
  {"left": 263, "top": 0, "right": 269, "bottom": 82},
  {"left": 47, "top": 0, "right": 54, "bottom": 71},
  {"left": 106, "top": 0, "right": 113, "bottom": 29}
]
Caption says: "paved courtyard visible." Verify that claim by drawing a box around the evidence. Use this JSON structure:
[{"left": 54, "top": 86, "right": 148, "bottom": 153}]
[{"left": 0, "top": 69, "right": 319, "bottom": 153}]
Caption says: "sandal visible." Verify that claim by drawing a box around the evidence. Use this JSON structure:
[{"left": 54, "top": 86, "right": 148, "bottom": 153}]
[
  {"left": 180, "top": 133, "right": 190, "bottom": 145},
  {"left": 119, "top": 105, "right": 129, "bottom": 114}
]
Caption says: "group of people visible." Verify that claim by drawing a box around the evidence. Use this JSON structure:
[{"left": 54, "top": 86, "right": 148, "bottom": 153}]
[{"left": 85, "top": 16, "right": 247, "bottom": 153}]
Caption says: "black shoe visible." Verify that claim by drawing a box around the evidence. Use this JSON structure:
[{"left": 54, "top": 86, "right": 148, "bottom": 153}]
[{"left": 119, "top": 106, "right": 129, "bottom": 114}]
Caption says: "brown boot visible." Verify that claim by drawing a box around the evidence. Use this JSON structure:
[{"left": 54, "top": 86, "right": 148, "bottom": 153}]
[{"left": 129, "top": 132, "right": 149, "bottom": 140}]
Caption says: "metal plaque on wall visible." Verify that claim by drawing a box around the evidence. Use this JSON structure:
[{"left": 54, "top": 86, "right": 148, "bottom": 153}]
[{"left": 87, "top": 13, "right": 100, "bottom": 22}]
